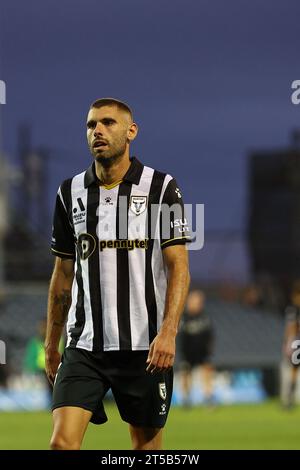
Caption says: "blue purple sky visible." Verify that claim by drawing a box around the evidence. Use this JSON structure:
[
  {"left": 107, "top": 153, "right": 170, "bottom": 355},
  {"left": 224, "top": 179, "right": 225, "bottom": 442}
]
[{"left": 0, "top": 0, "right": 299, "bottom": 281}]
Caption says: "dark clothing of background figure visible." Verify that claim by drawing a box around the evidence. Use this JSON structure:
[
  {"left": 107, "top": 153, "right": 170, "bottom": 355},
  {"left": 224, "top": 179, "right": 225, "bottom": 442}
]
[{"left": 180, "top": 310, "right": 214, "bottom": 368}]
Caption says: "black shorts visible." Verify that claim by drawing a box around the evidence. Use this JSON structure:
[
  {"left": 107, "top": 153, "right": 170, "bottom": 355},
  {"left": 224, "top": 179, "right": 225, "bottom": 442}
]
[
  {"left": 182, "top": 349, "right": 212, "bottom": 367},
  {"left": 52, "top": 347, "right": 173, "bottom": 428},
  {"left": 181, "top": 335, "right": 213, "bottom": 369}
]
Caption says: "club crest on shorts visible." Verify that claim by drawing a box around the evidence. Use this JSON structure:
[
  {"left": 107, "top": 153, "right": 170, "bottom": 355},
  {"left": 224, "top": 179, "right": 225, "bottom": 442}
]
[
  {"left": 130, "top": 195, "right": 147, "bottom": 215},
  {"left": 159, "top": 382, "right": 167, "bottom": 400}
]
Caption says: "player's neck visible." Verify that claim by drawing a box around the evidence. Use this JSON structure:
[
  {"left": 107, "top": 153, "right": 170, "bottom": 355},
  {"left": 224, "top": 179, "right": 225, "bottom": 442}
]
[{"left": 95, "top": 154, "right": 131, "bottom": 186}]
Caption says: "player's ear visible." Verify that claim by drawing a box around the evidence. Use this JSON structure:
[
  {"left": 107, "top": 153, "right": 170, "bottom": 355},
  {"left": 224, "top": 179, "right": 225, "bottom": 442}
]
[{"left": 127, "top": 122, "right": 138, "bottom": 142}]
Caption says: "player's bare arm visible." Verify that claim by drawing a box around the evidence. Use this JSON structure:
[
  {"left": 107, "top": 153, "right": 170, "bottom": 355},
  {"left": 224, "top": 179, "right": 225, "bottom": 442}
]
[
  {"left": 146, "top": 244, "right": 190, "bottom": 373},
  {"left": 45, "top": 257, "right": 74, "bottom": 384}
]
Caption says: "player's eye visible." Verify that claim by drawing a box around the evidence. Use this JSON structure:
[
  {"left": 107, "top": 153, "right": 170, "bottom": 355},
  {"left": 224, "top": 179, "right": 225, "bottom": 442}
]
[
  {"left": 103, "top": 119, "right": 115, "bottom": 126},
  {"left": 87, "top": 121, "right": 96, "bottom": 129}
]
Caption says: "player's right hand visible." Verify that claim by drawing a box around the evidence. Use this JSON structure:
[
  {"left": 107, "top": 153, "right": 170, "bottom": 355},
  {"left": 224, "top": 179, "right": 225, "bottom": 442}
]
[
  {"left": 146, "top": 331, "right": 175, "bottom": 374},
  {"left": 45, "top": 347, "right": 61, "bottom": 386}
]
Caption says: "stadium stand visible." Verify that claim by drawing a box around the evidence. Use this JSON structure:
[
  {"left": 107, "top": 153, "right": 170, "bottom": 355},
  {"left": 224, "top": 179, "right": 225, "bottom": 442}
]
[
  {"left": 206, "top": 299, "right": 283, "bottom": 368},
  {"left": 0, "top": 289, "right": 284, "bottom": 374}
]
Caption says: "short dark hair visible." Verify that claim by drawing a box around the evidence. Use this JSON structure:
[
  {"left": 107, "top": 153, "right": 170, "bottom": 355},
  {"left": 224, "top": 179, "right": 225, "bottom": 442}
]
[{"left": 90, "top": 98, "right": 133, "bottom": 121}]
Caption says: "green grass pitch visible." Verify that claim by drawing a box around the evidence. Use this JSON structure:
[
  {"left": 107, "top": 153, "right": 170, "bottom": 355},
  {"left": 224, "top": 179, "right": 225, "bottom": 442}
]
[{"left": 0, "top": 401, "right": 299, "bottom": 450}]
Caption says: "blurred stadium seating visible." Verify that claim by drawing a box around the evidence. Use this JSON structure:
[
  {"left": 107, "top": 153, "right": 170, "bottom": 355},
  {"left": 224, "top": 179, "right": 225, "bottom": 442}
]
[
  {"left": 0, "top": 285, "right": 48, "bottom": 376},
  {"left": 206, "top": 299, "right": 283, "bottom": 369},
  {"left": 0, "top": 284, "right": 285, "bottom": 409}
]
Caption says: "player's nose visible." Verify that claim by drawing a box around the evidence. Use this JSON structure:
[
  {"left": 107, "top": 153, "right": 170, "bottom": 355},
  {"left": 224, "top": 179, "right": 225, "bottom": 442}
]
[{"left": 93, "top": 122, "right": 104, "bottom": 136}]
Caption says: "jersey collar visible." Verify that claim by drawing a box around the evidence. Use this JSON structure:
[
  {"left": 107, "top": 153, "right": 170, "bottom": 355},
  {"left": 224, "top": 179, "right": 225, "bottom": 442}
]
[{"left": 84, "top": 156, "right": 144, "bottom": 188}]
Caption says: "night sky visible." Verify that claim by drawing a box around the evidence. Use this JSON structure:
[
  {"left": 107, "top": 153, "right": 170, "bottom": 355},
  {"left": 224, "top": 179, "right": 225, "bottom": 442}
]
[{"left": 0, "top": 0, "right": 299, "bottom": 281}]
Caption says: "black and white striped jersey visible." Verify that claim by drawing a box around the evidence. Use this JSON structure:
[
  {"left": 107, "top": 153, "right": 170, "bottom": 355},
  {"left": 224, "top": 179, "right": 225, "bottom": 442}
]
[{"left": 51, "top": 157, "right": 190, "bottom": 352}]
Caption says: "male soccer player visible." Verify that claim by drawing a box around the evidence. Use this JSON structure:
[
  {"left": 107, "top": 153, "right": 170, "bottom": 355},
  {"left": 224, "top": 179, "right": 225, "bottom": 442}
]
[{"left": 45, "top": 98, "right": 190, "bottom": 450}]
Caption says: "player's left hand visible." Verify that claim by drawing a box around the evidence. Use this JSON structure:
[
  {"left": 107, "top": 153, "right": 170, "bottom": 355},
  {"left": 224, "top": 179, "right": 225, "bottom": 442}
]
[{"left": 146, "top": 331, "right": 176, "bottom": 374}]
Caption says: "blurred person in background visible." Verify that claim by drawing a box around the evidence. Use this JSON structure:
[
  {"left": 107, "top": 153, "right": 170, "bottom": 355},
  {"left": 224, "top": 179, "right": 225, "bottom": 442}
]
[
  {"left": 24, "top": 320, "right": 64, "bottom": 401},
  {"left": 179, "top": 289, "right": 215, "bottom": 407},
  {"left": 281, "top": 283, "right": 300, "bottom": 409},
  {"left": 24, "top": 319, "right": 48, "bottom": 375}
]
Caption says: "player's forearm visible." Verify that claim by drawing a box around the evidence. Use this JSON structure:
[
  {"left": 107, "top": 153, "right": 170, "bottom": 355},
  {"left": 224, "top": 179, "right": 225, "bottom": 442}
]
[
  {"left": 45, "top": 271, "right": 72, "bottom": 350},
  {"left": 160, "top": 261, "right": 190, "bottom": 336}
]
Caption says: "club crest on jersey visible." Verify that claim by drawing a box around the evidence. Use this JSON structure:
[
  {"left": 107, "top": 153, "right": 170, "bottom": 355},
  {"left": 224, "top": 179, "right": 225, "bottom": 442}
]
[
  {"left": 130, "top": 195, "right": 147, "bottom": 215},
  {"left": 159, "top": 382, "right": 167, "bottom": 400}
]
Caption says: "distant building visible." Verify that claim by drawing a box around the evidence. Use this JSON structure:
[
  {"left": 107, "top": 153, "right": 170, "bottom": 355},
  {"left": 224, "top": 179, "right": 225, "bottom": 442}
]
[
  {"left": 3, "top": 125, "right": 52, "bottom": 282},
  {"left": 248, "top": 131, "right": 300, "bottom": 303}
]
